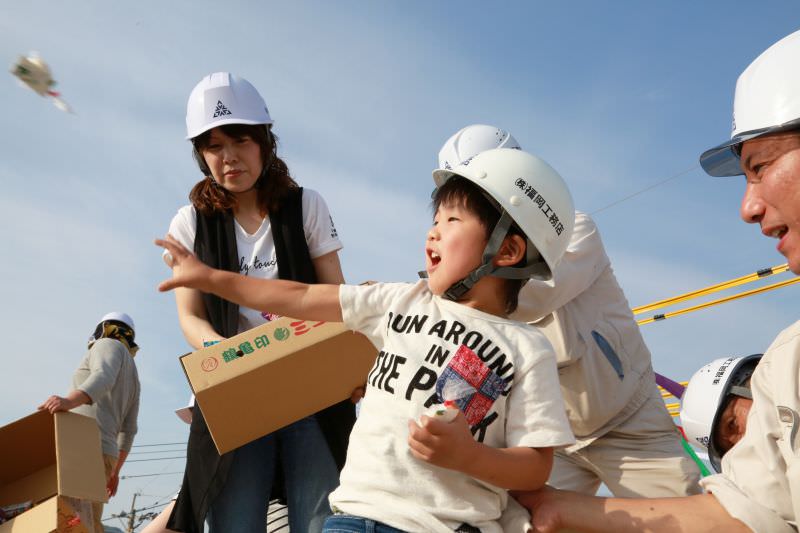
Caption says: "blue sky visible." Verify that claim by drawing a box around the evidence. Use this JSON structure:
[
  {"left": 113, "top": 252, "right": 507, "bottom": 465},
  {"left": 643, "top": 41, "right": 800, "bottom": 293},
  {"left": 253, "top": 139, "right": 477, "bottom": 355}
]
[{"left": 2, "top": 1, "right": 799, "bottom": 528}]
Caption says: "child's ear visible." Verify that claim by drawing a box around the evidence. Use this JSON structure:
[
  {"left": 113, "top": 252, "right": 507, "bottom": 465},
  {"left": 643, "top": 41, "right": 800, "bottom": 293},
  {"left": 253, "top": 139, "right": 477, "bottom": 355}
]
[{"left": 494, "top": 234, "right": 526, "bottom": 267}]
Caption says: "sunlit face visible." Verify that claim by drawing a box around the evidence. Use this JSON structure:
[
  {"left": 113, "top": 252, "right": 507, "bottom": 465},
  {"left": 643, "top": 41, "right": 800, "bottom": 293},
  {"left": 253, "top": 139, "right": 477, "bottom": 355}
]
[
  {"left": 201, "top": 127, "right": 264, "bottom": 194},
  {"left": 425, "top": 201, "right": 488, "bottom": 296},
  {"left": 715, "top": 395, "right": 753, "bottom": 455},
  {"left": 740, "top": 132, "right": 800, "bottom": 273}
]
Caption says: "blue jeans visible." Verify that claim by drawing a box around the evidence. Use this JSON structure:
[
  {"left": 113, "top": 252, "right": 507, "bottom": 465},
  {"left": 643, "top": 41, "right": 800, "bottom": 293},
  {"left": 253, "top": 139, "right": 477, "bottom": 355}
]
[
  {"left": 323, "top": 514, "right": 407, "bottom": 533},
  {"left": 207, "top": 416, "right": 339, "bottom": 533}
]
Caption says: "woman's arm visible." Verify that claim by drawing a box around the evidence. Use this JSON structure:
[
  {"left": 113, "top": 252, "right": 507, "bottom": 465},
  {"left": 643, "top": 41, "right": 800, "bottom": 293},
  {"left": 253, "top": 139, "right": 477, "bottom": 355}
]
[
  {"left": 312, "top": 250, "right": 345, "bottom": 284},
  {"left": 174, "top": 287, "right": 224, "bottom": 350}
]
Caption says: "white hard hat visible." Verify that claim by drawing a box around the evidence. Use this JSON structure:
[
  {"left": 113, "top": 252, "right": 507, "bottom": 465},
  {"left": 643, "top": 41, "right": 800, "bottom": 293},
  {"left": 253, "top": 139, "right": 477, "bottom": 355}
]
[
  {"left": 432, "top": 148, "right": 575, "bottom": 296},
  {"left": 438, "top": 124, "right": 520, "bottom": 171},
  {"left": 98, "top": 311, "right": 135, "bottom": 331},
  {"left": 185, "top": 72, "right": 272, "bottom": 140},
  {"left": 700, "top": 30, "right": 800, "bottom": 176},
  {"left": 679, "top": 354, "right": 761, "bottom": 472}
]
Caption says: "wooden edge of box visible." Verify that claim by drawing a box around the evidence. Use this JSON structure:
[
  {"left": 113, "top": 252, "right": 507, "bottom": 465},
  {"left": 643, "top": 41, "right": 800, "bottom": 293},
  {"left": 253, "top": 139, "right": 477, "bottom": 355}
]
[{"left": 54, "top": 413, "right": 107, "bottom": 503}]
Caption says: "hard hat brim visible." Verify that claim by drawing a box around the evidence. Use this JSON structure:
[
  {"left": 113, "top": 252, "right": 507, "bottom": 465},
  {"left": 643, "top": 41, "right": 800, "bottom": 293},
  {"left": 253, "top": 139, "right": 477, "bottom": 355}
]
[
  {"left": 700, "top": 118, "right": 800, "bottom": 177},
  {"left": 185, "top": 117, "right": 272, "bottom": 140}
]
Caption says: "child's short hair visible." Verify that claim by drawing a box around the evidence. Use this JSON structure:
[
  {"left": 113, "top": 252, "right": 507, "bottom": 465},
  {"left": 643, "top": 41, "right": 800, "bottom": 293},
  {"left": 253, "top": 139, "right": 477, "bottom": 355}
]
[{"left": 432, "top": 176, "right": 527, "bottom": 314}]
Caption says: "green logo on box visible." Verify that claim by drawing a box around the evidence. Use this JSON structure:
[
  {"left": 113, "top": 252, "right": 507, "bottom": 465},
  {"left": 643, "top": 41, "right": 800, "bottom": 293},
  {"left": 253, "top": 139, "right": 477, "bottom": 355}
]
[{"left": 274, "top": 327, "right": 290, "bottom": 341}]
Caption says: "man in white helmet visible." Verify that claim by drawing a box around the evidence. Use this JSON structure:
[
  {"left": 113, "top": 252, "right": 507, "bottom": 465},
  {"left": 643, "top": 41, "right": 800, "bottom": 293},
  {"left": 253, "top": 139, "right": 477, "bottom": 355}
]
[
  {"left": 39, "top": 312, "right": 141, "bottom": 533},
  {"left": 440, "top": 125, "right": 701, "bottom": 502},
  {"left": 680, "top": 355, "right": 760, "bottom": 473},
  {"left": 511, "top": 30, "right": 800, "bottom": 533}
]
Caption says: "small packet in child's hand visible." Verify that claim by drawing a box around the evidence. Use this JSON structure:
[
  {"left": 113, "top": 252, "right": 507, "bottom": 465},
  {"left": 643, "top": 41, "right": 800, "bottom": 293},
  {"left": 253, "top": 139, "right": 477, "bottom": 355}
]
[{"left": 420, "top": 379, "right": 476, "bottom": 424}]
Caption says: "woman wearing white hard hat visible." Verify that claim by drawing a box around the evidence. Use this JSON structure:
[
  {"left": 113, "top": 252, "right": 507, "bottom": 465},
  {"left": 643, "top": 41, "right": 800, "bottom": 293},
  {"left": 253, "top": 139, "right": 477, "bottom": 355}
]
[
  {"left": 161, "top": 73, "right": 351, "bottom": 533},
  {"left": 439, "top": 125, "right": 701, "bottom": 508},
  {"left": 511, "top": 30, "right": 800, "bottom": 533}
]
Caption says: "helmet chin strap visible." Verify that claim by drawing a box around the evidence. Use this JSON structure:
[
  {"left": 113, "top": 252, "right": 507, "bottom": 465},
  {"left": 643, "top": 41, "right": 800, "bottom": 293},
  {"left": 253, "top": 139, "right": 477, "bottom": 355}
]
[{"left": 418, "top": 210, "right": 549, "bottom": 301}]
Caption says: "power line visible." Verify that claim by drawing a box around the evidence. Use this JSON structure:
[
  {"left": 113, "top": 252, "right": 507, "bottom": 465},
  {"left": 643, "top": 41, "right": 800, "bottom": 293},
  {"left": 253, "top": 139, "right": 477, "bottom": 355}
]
[
  {"left": 131, "top": 441, "right": 185, "bottom": 448},
  {"left": 126, "top": 456, "right": 186, "bottom": 463},
  {"left": 590, "top": 164, "right": 698, "bottom": 216},
  {"left": 129, "top": 449, "right": 186, "bottom": 455},
  {"left": 121, "top": 471, "right": 183, "bottom": 479}
]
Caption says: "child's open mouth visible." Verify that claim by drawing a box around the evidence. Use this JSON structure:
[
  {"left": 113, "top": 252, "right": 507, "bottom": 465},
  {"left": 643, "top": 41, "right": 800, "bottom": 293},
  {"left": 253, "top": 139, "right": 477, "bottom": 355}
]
[{"left": 427, "top": 249, "right": 441, "bottom": 270}]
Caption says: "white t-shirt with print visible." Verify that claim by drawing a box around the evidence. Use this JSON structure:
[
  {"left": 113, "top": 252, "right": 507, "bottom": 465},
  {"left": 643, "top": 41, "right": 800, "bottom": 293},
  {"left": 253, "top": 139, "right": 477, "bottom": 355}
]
[
  {"left": 167, "top": 188, "right": 342, "bottom": 333},
  {"left": 330, "top": 281, "right": 574, "bottom": 533}
]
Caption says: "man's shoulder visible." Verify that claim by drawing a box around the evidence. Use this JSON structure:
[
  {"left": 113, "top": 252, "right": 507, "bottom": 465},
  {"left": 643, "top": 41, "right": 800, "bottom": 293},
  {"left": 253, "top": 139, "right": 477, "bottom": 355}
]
[{"left": 765, "top": 319, "right": 800, "bottom": 354}]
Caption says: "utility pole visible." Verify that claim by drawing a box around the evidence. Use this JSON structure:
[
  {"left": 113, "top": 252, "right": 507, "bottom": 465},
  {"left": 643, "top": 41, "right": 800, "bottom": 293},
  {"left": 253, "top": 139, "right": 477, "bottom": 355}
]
[{"left": 126, "top": 492, "right": 139, "bottom": 533}]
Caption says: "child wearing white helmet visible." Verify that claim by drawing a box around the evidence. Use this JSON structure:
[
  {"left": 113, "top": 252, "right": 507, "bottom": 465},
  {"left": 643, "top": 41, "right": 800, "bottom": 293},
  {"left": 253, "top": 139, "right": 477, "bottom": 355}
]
[
  {"left": 440, "top": 125, "right": 701, "bottom": 508},
  {"left": 161, "top": 72, "right": 352, "bottom": 533},
  {"left": 157, "top": 147, "right": 577, "bottom": 533}
]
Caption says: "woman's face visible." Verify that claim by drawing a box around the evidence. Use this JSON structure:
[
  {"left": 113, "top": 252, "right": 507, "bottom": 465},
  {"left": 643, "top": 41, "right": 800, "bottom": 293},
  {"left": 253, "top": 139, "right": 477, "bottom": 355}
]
[{"left": 201, "top": 127, "right": 264, "bottom": 194}]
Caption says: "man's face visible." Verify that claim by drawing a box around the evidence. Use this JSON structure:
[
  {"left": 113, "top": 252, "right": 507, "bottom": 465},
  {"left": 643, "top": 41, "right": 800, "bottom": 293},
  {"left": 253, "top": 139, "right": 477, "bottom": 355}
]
[
  {"left": 740, "top": 132, "right": 800, "bottom": 272},
  {"left": 714, "top": 395, "right": 753, "bottom": 455}
]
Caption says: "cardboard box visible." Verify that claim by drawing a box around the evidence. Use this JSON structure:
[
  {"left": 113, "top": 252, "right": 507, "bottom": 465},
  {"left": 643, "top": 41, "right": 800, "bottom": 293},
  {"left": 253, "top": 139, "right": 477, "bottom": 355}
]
[
  {"left": 0, "top": 410, "right": 106, "bottom": 533},
  {"left": 181, "top": 317, "right": 377, "bottom": 454}
]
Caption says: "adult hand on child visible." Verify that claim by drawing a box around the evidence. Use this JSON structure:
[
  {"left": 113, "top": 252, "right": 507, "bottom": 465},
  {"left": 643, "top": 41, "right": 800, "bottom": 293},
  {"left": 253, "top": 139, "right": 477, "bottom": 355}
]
[
  {"left": 155, "top": 235, "right": 214, "bottom": 292},
  {"left": 407, "top": 410, "right": 477, "bottom": 472},
  {"left": 511, "top": 486, "right": 570, "bottom": 533}
]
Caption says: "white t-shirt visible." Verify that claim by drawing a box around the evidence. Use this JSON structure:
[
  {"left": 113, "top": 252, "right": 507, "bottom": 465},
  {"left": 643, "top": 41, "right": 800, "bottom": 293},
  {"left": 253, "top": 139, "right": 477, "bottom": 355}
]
[
  {"left": 167, "top": 188, "right": 342, "bottom": 333},
  {"left": 330, "top": 281, "right": 574, "bottom": 533}
]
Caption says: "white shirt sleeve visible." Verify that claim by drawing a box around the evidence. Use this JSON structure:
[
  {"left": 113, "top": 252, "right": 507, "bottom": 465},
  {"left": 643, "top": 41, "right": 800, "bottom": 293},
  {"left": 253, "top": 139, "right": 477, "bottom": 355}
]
[
  {"left": 701, "top": 475, "right": 796, "bottom": 533},
  {"left": 505, "top": 328, "right": 575, "bottom": 449},
  {"left": 166, "top": 205, "right": 197, "bottom": 252},
  {"left": 339, "top": 282, "right": 411, "bottom": 348},
  {"left": 302, "top": 188, "right": 343, "bottom": 259},
  {"left": 513, "top": 212, "right": 611, "bottom": 322}
]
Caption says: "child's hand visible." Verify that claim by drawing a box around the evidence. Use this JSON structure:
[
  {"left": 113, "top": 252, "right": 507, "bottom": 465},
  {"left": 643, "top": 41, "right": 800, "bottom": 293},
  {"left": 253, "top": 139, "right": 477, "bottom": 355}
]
[
  {"left": 155, "top": 235, "right": 213, "bottom": 292},
  {"left": 407, "top": 410, "right": 477, "bottom": 472}
]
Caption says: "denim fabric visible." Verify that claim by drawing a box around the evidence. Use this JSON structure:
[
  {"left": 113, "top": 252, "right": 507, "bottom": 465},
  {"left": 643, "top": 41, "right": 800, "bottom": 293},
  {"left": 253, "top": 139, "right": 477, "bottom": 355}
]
[
  {"left": 207, "top": 416, "right": 339, "bottom": 533},
  {"left": 323, "top": 514, "right": 407, "bottom": 533}
]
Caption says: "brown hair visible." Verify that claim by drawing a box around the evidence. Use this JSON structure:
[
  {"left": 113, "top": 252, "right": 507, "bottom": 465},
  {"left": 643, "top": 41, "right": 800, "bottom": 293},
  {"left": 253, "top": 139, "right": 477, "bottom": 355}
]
[
  {"left": 432, "top": 176, "right": 526, "bottom": 314},
  {"left": 189, "top": 123, "right": 298, "bottom": 215}
]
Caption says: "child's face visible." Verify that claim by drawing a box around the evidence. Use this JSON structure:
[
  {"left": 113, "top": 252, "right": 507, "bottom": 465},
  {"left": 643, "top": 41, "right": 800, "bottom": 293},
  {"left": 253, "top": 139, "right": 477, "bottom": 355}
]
[
  {"left": 201, "top": 127, "right": 264, "bottom": 194},
  {"left": 425, "top": 200, "right": 488, "bottom": 296}
]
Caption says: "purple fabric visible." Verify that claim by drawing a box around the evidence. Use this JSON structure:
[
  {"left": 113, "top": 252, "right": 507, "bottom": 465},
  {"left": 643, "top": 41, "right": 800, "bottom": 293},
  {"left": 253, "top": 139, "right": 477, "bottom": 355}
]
[{"left": 655, "top": 372, "right": 685, "bottom": 399}]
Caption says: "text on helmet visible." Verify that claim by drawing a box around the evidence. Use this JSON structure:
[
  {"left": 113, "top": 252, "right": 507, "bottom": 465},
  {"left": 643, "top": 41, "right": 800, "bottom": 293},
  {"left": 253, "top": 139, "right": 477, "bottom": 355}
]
[{"left": 514, "top": 178, "right": 566, "bottom": 236}]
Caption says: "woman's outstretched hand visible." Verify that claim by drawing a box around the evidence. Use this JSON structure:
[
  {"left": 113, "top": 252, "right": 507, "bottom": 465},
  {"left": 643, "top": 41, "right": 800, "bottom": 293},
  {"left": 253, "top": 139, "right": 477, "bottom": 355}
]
[{"left": 155, "top": 235, "right": 213, "bottom": 292}]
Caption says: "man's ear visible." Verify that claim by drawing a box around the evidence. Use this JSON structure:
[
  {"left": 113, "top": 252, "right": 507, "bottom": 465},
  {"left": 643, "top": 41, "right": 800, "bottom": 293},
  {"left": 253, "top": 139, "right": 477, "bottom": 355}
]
[{"left": 494, "top": 234, "right": 526, "bottom": 267}]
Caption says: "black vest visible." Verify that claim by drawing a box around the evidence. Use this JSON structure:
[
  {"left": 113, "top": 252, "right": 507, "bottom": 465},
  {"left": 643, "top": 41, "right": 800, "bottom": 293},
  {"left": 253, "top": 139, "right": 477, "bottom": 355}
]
[{"left": 168, "top": 188, "right": 356, "bottom": 533}]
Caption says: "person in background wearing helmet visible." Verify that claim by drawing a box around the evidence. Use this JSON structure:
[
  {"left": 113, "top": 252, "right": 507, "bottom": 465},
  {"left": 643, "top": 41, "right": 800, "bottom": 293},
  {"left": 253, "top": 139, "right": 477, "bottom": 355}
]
[
  {"left": 439, "top": 125, "right": 701, "bottom": 506},
  {"left": 162, "top": 73, "right": 353, "bottom": 533},
  {"left": 156, "top": 147, "right": 577, "bottom": 533},
  {"left": 680, "top": 355, "right": 761, "bottom": 473},
  {"left": 39, "top": 312, "right": 140, "bottom": 533},
  {"left": 506, "top": 29, "right": 800, "bottom": 533}
]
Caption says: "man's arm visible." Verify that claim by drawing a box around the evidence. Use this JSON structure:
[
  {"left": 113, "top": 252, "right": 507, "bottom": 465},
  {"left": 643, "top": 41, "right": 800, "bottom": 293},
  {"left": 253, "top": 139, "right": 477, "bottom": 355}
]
[
  {"left": 514, "top": 488, "right": 751, "bottom": 533},
  {"left": 106, "top": 449, "right": 128, "bottom": 498},
  {"left": 157, "top": 235, "right": 343, "bottom": 322},
  {"left": 407, "top": 413, "right": 554, "bottom": 491}
]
